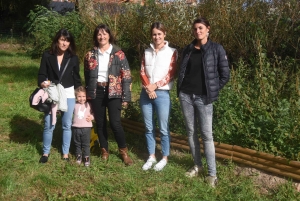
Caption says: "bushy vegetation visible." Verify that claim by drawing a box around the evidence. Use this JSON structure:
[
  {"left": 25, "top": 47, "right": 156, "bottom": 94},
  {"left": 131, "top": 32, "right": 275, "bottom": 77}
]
[
  {"left": 26, "top": 5, "right": 85, "bottom": 58},
  {"left": 25, "top": 0, "right": 300, "bottom": 160},
  {"left": 0, "top": 0, "right": 50, "bottom": 37},
  {"left": 213, "top": 50, "right": 300, "bottom": 160}
]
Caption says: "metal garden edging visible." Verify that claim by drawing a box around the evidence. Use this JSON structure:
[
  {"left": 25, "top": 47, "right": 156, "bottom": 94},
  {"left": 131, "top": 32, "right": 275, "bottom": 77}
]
[{"left": 121, "top": 118, "right": 300, "bottom": 181}]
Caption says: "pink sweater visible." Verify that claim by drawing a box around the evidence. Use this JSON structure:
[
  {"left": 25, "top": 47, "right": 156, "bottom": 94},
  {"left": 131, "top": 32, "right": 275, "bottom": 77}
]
[{"left": 72, "top": 102, "right": 94, "bottom": 128}]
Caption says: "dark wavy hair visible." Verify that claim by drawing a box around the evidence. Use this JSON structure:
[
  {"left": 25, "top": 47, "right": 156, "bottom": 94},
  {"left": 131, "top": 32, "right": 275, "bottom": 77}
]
[
  {"left": 50, "top": 28, "right": 76, "bottom": 56},
  {"left": 193, "top": 17, "right": 210, "bottom": 28},
  {"left": 93, "top": 24, "right": 115, "bottom": 47},
  {"left": 150, "top": 22, "right": 166, "bottom": 36}
]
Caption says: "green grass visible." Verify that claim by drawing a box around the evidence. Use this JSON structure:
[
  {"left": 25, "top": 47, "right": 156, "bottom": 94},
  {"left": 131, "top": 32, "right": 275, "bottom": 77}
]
[{"left": 0, "top": 43, "right": 300, "bottom": 200}]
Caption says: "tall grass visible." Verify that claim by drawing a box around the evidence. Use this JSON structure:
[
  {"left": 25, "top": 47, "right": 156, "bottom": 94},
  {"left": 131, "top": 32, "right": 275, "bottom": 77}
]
[{"left": 1, "top": 40, "right": 300, "bottom": 200}]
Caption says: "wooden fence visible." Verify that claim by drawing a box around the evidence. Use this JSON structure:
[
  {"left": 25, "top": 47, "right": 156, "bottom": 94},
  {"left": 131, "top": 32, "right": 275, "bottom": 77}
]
[{"left": 121, "top": 118, "right": 300, "bottom": 181}]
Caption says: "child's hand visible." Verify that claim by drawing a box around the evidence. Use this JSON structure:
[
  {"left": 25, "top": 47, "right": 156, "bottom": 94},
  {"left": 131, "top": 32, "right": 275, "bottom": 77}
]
[{"left": 86, "top": 115, "right": 92, "bottom": 122}]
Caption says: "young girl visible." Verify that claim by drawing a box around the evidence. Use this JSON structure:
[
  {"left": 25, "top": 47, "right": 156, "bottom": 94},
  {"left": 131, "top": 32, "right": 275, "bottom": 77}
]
[{"left": 72, "top": 86, "right": 94, "bottom": 166}]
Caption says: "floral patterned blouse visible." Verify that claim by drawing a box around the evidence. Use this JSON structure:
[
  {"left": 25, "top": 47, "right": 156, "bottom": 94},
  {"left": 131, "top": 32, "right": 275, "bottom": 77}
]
[{"left": 84, "top": 45, "right": 132, "bottom": 102}]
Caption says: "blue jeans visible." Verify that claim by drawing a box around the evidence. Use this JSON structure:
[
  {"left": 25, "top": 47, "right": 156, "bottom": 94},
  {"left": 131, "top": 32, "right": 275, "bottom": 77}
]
[
  {"left": 42, "top": 98, "right": 75, "bottom": 155},
  {"left": 179, "top": 91, "right": 216, "bottom": 176},
  {"left": 140, "top": 89, "right": 171, "bottom": 157}
]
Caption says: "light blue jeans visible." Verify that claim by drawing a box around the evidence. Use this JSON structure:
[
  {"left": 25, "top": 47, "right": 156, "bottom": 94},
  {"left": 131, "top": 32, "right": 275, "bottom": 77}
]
[
  {"left": 179, "top": 91, "right": 216, "bottom": 176},
  {"left": 140, "top": 89, "right": 171, "bottom": 157},
  {"left": 42, "top": 98, "right": 75, "bottom": 155}
]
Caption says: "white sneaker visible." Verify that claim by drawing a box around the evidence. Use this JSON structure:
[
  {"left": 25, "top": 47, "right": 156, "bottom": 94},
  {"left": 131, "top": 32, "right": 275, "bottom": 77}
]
[
  {"left": 153, "top": 159, "right": 167, "bottom": 171},
  {"left": 142, "top": 157, "right": 157, "bottom": 171},
  {"left": 205, "top": 176, "right": 218, "bottom": 188},
  {"left": 185, "top": 165, "right": 203, "bottom": 177}
]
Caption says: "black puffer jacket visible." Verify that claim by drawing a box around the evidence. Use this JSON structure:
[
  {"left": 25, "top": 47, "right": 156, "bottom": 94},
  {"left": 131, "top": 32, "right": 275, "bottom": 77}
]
[{"left": 177, "top": 39, "right": 230, "bottom": 104}]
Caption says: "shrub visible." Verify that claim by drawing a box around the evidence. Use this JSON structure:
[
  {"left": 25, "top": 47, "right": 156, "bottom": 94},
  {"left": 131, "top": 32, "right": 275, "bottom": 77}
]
[
  {"left": 213, "top": 43, "right": 300, "bottom": 160},
  {"left": 25, "top": 5, "right": 84, "bottom": 58}
]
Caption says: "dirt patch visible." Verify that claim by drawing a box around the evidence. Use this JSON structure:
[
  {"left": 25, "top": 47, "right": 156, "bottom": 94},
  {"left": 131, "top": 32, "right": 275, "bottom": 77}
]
[
  {"left": 234, "top": 165, "right": 300, "bottom": 194},
  {"left": 0, "top": 43, "right": 22, "bottom": 50}
]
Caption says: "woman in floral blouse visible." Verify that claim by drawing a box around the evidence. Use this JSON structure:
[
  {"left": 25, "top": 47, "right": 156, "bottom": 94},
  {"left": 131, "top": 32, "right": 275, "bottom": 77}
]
[{"left": 84, "top": 24, "right": 133, "bottom": 165}]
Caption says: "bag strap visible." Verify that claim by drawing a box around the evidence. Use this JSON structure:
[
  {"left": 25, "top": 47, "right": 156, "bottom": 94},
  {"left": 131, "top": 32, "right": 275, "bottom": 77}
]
[{"left": 59, "top": 58, "right": 71, "bottom": 83}]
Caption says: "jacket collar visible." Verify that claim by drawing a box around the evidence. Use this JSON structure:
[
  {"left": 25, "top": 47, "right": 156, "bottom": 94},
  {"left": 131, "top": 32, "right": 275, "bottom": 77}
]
[
  {"left": 150, "top": 41, "right": 169, "bottom": 52},
  {"left": 188, "top": 38, "right": 211, "bottom": 52},
  {"left": 93, "top": 44, "right": 121, "bottom": 55},
  {"left": 98, "top": 44, "right": 113, "bottom": 55}
]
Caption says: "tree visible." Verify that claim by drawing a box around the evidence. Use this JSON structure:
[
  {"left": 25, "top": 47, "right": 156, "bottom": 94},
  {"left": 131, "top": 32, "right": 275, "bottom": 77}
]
[{"left": 0, "top": 0, "right": 50, "bottom": 19}]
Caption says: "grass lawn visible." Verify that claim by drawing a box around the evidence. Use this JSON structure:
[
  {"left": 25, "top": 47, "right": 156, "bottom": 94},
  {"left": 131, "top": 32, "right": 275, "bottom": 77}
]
[{"left": 0, "top": 42, "right": 299, "bottom": 200}]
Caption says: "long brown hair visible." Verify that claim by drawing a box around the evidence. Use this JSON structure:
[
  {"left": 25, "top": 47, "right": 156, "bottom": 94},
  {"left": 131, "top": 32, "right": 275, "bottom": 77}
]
[{"left": 50, "top": 28, "right": 76, "bottom": 56}]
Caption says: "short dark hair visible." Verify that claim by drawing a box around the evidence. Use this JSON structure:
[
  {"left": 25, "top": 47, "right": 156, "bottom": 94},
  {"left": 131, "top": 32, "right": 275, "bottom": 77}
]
[
  {"left": 75, "top": 86, "right": 86, "bottom": 97},
  {"left": 150, "top": 22, "right": 166, "bottom": 36},
  {"left": 193, "top": 17, "right": 210, "bottom": 28},
  {"left": 50, "top": 28, "right": 76, "bottom": 56},
  {"left": 93, "top": 24, "right": 115, "bottom": 47}
]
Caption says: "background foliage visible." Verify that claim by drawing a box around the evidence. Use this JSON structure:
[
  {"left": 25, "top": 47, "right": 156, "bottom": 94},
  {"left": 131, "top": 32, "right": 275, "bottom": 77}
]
[
  {"left": 25, "top": 0, "right": 300, "bottom": 160},
  {"left": 26, "top": 5, "right": 84, "bottom": 58},
  {"left": 0, "top": 0, "right": 50, "bottom": 38}
]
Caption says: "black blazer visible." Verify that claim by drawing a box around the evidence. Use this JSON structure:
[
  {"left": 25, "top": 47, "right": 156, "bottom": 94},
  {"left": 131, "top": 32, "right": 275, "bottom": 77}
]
[{"left": 38, "top": 51, "right": 81, "bottom": 89}]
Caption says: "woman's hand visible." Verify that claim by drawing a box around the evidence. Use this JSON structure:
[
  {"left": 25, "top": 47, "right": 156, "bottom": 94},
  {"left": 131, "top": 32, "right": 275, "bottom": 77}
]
[
  {"left": 40, "top": 80, "right": 50, "bottom": 88},
  {"left": 145, "top": 83, "right": 158, "bottom": 94},
  {"left": 122, "top": 102, "right": 128, "bottom": 109},
  {"left": 148, "top": 91, "right": 157, "bottom": 99}
]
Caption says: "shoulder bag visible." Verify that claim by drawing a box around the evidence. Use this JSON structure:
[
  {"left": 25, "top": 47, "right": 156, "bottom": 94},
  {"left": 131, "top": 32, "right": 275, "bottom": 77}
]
[{"left": 29, "top": 58, "right": 71, "bottom": 113}]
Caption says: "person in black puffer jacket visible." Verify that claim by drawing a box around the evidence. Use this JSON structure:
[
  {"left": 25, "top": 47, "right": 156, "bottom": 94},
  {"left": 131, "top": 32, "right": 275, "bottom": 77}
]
[{"left": 177, "top": 17, "right": 230, "bottom": 187}]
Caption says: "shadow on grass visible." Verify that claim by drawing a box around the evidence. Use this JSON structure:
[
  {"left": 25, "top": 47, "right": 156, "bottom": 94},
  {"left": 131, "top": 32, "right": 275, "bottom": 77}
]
[
  {"left": 9, "top": 114, "right": 43, "bottom": 153},
  {"left": 9, "top": 114, "right": 69, "bottom": 155},
  {"left": 0, "top": 50, "right": 28, "bottom": 58},
  {"left": 0, "top": 51, "right": 15, "bottom": 57},
  {"left": 0, "top": 50, "right": 38, "bottom": 84},
  {"left": 0, "top": 66, "right": 38, "bottom": 83},
  {"left": 8, "top": 113, "right": 191, "bottom": 166},
  {"left": 124, "top": 130, "right": 148, "bottom": 159}
]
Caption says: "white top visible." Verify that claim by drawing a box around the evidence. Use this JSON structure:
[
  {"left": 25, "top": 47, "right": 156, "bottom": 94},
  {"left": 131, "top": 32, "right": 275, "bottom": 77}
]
[
  {"left": 58, "top": 63, "right": 75, "bottom": 98},
  {"left": 143, "top": 41, "right": 176, "bottom": 90},
  {"left": 65, "top": 86, "right": 75, "bottom": 98},
  {"left": 97, "top": 44, "right": 113, "bottom": 82}
]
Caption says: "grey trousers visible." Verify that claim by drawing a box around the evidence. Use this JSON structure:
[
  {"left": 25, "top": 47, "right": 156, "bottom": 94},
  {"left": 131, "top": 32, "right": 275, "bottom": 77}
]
[
  {"left": 179, "top": 91, "right": 216, "bottom": 176},
  {"left": 72, "top": 127, "right": 91, "bottom": 157}
]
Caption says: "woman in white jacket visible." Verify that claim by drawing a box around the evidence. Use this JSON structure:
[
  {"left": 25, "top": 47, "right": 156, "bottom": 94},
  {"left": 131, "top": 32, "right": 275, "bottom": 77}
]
[{"left": 140, "top": 22, "right": 178, "bottom": 171}]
